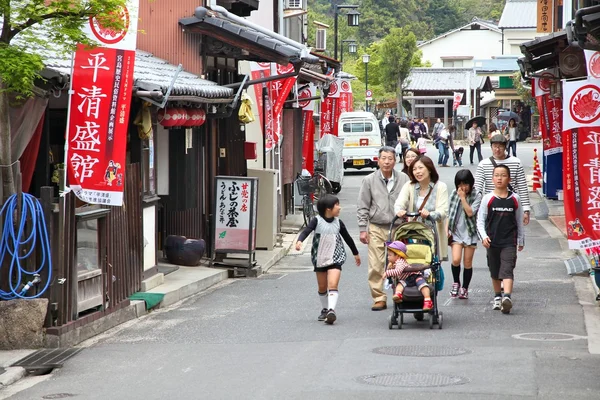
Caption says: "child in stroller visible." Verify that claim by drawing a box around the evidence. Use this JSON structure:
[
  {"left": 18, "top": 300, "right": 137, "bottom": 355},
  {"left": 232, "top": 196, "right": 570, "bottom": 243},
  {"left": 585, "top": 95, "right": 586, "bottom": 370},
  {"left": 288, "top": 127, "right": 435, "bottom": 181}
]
[{"left": 384, "top": 241, "right": 432, "bottom": 311}]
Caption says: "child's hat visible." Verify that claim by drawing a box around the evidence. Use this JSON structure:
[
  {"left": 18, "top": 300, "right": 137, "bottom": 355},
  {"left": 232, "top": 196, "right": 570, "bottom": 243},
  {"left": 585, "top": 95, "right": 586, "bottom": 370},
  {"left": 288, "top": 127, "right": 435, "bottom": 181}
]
[{"left": 386, "top": 241, "right": 407, "bottom": 258}]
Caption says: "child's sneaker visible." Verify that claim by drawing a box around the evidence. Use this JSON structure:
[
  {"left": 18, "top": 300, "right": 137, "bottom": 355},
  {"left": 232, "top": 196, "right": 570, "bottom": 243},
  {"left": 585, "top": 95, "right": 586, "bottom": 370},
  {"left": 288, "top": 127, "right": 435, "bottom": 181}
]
[
  {"left": 458, "top": 288, "right": 469, "bottom": 299},
  {"left": 501, "top": 297, "right": 512, "bottom": 314},
  {"left": 422, "top": 299, "right": 433, "bottom": 311},
  {"left": 493, "top": 297, "right": 502, "bottom": 310},
  {"left": 392, "top": 292, "right": 403, "bottom": 303},
  {"left": 450, "top": 283, "right": 459, "bottom": 298},
  {"left": 325, "top": 309, "right": 337, "bottom": 324},
  {"left": 318, "top": 308, "right": 328, "bottom": 321}
]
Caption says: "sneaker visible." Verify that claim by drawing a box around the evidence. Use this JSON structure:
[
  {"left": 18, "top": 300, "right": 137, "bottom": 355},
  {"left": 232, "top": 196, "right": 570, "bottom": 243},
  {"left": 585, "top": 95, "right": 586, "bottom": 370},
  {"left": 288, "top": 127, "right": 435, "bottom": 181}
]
[
  {"left": 501, "top": 297, "right": 513, "bottom": 314},
  {"left": 318, "top": 308, "right": 328, "bottom": 321},
  {"left": 325, "top": 309, "right": 337, "bottom": 324},
  {"left": 493, "top": 297, "right": 502, "bottom": 310},
  {"left": 392, "top": 292, "right": 403, "bottom": 303},
  {"left": 459, "top": 287, "right": 469, "bottom": 299},
  {"left": 450, "top": 283, "right": 459, "bottom": 298},
  {"left": 422, "top": 299, "right": 433, "bottom": 311}
]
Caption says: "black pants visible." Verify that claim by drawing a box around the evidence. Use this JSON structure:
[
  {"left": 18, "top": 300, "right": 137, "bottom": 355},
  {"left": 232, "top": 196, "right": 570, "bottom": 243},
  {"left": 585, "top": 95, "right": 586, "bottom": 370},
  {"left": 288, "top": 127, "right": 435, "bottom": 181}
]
[{"left": 470, "top": 141, "right": 482, "bottom": 164}]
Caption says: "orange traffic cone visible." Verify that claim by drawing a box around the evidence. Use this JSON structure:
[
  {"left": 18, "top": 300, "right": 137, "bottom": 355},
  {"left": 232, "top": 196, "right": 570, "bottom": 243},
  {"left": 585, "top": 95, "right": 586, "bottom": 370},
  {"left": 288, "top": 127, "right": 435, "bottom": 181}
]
[{"left": 532, "top": 170, "right": 541, "bottom": 192}]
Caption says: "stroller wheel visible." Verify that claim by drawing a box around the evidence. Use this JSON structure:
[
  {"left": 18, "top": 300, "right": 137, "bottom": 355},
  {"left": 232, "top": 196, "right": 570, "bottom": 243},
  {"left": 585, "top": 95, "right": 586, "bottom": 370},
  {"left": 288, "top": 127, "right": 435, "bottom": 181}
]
[
  {"left": 438, "top": 312, "right": 443, "bottom": 329},
  {"left": 429, "top": 315, "right": 435, "bottom": 329},
  {"left": 388, "top": 315, "right": 394, "bottom": 330},
  {"left": 414, "top": 312, "right": 424, "bottom": 321}
]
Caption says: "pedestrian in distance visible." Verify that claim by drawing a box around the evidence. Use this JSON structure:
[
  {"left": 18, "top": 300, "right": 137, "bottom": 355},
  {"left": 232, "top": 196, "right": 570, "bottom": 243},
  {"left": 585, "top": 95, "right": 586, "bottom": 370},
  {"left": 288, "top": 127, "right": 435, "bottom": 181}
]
[
  {"left": 384, "top": 241, "right": 433, "bottom": 311},
  {"left": 296, "top": 194, "right": 361, "bottom": 324},
  {"left": 416, "top": 135, "right": 431, "bottom": 155},
  {"left": 505, "top": 118, "right": 518, "bottom": 157},
  {"left": 447, "top": 169, "right": 482, "bottom": 299},
  {"left": 488, "top": 122, "right": 501, "bottom": 139},
  {"left": 357, "top": 147, "right": 410, "bottom": 311},
  {"left": 476, "top": 164, "right": 525, "bottom": 314},
  {"left": 384, "top": 116, "right": 400, "bottom": 148},
  {"left": 436, "top": 127, "right": 450, "bottom": 167},
  {"left": 474, "top": 134, "right": 531, "bottom": 226},
  {"left": 468, "top": 121, "right": 484, "bottom": 164}
]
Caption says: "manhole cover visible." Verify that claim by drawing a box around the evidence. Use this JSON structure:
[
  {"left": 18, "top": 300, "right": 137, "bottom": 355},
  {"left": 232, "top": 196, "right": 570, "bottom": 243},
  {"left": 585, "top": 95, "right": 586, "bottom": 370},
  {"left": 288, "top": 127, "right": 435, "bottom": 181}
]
[
  {"left": 357, "top": 372, "right": 469, "bottom": 387},
  {"left": 42, "top": 394, "right": 77, "bottom": 399},
  {"left": 259, "top": 273, "right": 286, "bottom": 280},
  {"left": 11, "top": 348, "right": 83, "bottom": 369},
  {"left": 373, "top": 345, "right": 471, "bottom": 357},
  {"left": 512, "top": 332, "right": 587, "bottom": 341}
]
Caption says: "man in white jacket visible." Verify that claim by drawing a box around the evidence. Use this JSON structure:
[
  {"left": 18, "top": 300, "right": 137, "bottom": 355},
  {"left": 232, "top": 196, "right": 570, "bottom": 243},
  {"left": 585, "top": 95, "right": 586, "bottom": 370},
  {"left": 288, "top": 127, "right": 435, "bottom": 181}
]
[{"left": 357, "top": 146, "right": 410, "bottom": 310}]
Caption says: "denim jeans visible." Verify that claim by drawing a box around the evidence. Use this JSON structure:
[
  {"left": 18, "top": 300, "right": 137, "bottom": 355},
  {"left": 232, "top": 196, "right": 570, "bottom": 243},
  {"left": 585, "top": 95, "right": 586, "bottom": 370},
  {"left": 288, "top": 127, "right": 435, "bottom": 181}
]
[
  {"left": 470, "top": 141, "right": 482, "bottom": 164},
  {"left": 507, "top": 141, "right": 517, "bottom": 157},
  {"left": 437, "top": 142, "right": 449, "bottom": 166}
]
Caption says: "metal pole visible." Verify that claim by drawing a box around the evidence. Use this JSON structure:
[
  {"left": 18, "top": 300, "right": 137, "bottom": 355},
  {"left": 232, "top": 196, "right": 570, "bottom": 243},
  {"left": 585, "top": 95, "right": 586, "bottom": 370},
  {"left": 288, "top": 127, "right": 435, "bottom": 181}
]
[
  {"left": 365, "top": 62, "right": 368, "bottom": 111},
  {"left": 262, "top": 86, "right": 267, "bottom": 169},
  {"left": 340, "top": 45, "right": 343, "bottom": 65},
  {"left": 334, "top": 6, "right": 339, "bottom": 62}
]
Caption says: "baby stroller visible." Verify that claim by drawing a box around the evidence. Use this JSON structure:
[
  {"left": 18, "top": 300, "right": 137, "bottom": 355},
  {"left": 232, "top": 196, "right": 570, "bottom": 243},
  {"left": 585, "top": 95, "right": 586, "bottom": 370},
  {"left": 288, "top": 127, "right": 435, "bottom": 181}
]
[{"left": 386, "top": 213, "right": 443, "bottom": 329}]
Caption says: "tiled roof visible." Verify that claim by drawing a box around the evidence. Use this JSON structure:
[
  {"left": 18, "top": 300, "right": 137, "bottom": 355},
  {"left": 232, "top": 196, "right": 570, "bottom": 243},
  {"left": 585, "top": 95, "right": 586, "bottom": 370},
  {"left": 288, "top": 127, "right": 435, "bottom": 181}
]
[
  {"left": 498, "top": 0, "right": 537, "bottom": 29},
  {"left": 4, "top": 21, "right": 234, "bottom": 99},
  {"left": 418, "top": 18, "right": 501, "bottom": 48},
  {"left": 405, "top": 68, "right": 490, "bottom": 91},
  {"left": 42, "top": 50, "right": 234, "bottom": 98}
]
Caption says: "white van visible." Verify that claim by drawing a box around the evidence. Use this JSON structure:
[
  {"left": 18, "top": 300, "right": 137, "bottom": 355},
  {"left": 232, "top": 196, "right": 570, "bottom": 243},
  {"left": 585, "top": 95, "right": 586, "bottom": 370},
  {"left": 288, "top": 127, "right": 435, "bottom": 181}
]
[{"left": 337, "top": 112, "right": 382, "bottom": 170}]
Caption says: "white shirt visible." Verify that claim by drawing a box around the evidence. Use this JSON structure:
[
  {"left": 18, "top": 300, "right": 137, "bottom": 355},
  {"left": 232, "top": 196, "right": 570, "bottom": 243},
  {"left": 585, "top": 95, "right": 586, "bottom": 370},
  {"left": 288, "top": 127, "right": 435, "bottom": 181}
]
[{"left": 381, "top": 171, "right": 394, "bottom": 193}]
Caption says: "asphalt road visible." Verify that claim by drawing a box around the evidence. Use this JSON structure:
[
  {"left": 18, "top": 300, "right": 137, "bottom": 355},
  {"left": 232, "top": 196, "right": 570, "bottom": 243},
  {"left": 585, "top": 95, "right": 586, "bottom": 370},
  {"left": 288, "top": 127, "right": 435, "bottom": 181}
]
[{"left": 5, "top": 142, "right": 600, "bottom": 400}]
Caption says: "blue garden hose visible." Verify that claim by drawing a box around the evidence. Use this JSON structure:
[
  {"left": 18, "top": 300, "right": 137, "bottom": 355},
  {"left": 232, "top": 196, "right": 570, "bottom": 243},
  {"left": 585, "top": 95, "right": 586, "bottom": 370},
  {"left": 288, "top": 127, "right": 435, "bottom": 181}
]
[{"left": 0, "top": 193, "right": 52, "bottom": 300}]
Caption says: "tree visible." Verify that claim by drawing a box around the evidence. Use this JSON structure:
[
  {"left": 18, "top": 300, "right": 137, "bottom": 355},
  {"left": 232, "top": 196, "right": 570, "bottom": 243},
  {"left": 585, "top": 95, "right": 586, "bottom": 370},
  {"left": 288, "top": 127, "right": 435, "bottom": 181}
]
[
  {"left": 512, "top": 71, "right": 536, "bottom": 108},
  {"left": 380, "top": 28, "right": 419, "bottom": 116},
  {"left": 0, "top": 0, "right": 127, "bottom": 200}
]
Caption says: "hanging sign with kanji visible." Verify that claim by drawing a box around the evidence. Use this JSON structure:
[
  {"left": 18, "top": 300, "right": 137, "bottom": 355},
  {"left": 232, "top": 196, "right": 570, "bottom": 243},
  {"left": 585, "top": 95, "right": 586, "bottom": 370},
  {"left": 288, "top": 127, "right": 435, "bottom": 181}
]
[
  {"left": 65, "top": 0, "right": 139, "bottom": 206},
  {"left": 213, "top": 177, "right": 258, "bottom": 252},
  {"left": 562, "top": 77, "right": 600, "bottom": 249}
]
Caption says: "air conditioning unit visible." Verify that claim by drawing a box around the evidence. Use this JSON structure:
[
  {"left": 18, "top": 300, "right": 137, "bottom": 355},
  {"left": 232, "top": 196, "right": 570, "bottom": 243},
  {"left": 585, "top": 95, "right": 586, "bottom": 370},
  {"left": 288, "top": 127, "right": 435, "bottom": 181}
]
[
  {"left": 315, "top": 28, "right": 326, "bottom": 51},
  {"left": 559, "top": 45, "right": 587, "bottom": 78},
  {"left": 285, "top": 0, "right": 303, "bottom": 9}
]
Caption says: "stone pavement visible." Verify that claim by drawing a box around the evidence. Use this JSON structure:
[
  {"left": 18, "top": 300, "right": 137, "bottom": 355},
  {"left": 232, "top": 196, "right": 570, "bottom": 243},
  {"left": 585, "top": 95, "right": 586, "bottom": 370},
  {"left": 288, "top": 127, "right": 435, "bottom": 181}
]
[{"left": 0, "top": 217, "right": 304, "bottom": 391}]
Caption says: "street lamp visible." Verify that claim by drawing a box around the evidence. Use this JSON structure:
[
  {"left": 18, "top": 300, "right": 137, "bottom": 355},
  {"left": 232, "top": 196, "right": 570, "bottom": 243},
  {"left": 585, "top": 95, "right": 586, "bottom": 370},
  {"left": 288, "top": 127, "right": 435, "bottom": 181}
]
[
  {"left": 363, "top": 53, "right": 370, "bottom": 111},
  {"left": 340, "top": 39, "right": 356, "bottom": 65},
  {"left": 334, "top": 4, "right": 360, "bottom": 62}
]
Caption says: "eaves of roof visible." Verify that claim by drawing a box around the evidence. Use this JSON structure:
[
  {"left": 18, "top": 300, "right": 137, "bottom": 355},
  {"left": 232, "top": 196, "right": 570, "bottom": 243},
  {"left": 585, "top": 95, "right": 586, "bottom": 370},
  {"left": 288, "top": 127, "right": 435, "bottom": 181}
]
[
  {"left": 418, "top": 19, "right": 501, "bottom": 48},
  {"left": 405, "top": 68, "right": 492, "bottom": 92}
]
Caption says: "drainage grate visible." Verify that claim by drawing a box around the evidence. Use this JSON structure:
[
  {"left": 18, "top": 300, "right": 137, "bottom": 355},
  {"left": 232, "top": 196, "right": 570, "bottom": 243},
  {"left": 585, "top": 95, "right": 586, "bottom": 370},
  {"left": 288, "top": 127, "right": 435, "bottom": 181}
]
[
  {"left": 357, "top": 372, "right": 469, "bottom": 387},
  {"left": 42, "top": 394, "right": 77, "bottom": 399},
  {"left": 512, "top": 332, "right": 587, "bottom": 342},
  {"left": 11, "top": 348, "right": 83, "bottom": 370},
  {"left": 259, "top": 273, "right": 286, "bottom": 280},
  {"left": 372, "top": 345, "right": 471, "bottom": 357}
]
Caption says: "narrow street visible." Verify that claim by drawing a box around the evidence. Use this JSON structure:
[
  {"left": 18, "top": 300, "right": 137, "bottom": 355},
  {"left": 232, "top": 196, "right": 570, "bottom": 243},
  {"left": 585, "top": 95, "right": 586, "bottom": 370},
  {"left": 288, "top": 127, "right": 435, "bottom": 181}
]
[{"left": 5, "top": 144, "right": 600, "bottom": 400}]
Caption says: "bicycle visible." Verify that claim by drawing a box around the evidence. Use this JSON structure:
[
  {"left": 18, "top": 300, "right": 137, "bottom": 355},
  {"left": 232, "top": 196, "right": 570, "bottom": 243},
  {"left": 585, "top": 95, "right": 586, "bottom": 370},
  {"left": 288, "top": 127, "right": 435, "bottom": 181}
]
[{"left": 295, "top": 172, "right": 333, "bottom": 226}]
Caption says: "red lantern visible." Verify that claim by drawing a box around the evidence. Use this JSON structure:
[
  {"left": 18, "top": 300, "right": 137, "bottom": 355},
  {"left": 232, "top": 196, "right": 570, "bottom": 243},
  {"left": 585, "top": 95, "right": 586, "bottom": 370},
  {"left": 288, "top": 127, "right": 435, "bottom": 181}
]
[
  {"left": 188, "top": 109, "right": 206, "bottom": 127},
  {"left": 183, "top": 109, "right": 196, "bottom": 127},
  {"left": 172, "top": 108, "right": 187, "bottom": 127},
  {"left": 157, "top": 108, "right": 175, "bottom": 127}
]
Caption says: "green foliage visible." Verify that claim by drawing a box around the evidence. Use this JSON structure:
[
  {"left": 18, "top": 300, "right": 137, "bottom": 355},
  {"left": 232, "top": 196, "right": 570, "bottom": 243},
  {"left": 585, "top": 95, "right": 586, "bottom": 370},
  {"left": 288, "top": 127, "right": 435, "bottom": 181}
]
[
  {"left": 0, "top": 0, "right": 128, "bottom": 97},
  {"left": 306, "top": 0, "right": 507, "bottom": 54},
  {"left": 512, "top": 71, "right": 536, "bottom": 109}
]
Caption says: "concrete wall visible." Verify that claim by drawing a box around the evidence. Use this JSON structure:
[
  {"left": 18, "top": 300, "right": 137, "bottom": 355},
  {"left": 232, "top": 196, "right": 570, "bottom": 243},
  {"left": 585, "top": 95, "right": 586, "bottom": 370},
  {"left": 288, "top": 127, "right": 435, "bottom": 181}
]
[
  {"left": 247, "top": 0, "right": 275, "bottom": 30},
  {"left": 502, "top": 28, "right": 538, "bottom": 55},
  {"left": 420, "top": 30, "right": 502, "bottom": 68},
  {"left": 143, "top": 205, "right": 156, "bottom": 271}
]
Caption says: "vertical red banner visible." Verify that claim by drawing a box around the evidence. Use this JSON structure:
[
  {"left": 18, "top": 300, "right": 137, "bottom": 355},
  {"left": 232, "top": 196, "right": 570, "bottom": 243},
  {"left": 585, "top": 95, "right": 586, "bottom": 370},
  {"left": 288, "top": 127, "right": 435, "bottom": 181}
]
[
  {"left": 320, "top": 80, "right": 341, "bottom": 137},
  {"left": 299, "top": 86, "right": 316, "bottom": 174},
  {"left": 562, "top": 78, "right": 600, "bottom": 249},
  {"left": 66, "top": 0, "right": 139, "bottom": 206}
]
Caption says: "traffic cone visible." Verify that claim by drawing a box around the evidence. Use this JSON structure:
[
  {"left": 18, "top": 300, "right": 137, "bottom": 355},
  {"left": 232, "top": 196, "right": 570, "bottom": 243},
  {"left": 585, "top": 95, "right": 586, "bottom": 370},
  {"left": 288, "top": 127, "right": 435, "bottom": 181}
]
[
  {"left": 532, "top": 169, "right": 541, "bottom": 192},
  {"left": 533, "top": 148, "right": 539, "bottom": 164}
]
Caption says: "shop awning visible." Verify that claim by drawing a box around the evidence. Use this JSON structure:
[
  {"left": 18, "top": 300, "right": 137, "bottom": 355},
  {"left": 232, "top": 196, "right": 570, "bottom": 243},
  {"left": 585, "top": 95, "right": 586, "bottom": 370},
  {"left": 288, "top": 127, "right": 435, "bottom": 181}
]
[{"left": 179, "top": 7, "right": 319, "bottom": 67}]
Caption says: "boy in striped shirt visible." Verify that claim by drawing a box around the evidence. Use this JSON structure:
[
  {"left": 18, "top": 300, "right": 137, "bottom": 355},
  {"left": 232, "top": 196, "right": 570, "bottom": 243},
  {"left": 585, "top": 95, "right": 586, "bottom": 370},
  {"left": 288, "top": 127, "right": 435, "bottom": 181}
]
[
  {"left": 474, "top": 134, "right": 531, "bottom": 226},
  {"left": 477, "top": 165, "right": 525, "bottom": 314},
  {"left": 384, "top": 241, "right": 432, "bottom": 311}
]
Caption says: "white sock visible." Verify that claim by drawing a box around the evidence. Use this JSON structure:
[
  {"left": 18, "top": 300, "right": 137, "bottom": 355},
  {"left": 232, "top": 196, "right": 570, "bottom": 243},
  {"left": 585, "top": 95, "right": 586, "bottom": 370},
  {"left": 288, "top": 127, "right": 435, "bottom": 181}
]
[
  {"left": 319, "top": 291, "right": 328, "bottom": 309},
  {"left": 328, "top": 290, "right": 339, "bottom": 310}
]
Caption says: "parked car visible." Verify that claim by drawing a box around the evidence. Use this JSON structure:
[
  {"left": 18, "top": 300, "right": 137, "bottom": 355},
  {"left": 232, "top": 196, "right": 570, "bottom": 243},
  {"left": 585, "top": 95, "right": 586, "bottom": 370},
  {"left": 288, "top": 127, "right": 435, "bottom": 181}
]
[{"left": 337, "top": 112, "right": 383, "bottom": 170}]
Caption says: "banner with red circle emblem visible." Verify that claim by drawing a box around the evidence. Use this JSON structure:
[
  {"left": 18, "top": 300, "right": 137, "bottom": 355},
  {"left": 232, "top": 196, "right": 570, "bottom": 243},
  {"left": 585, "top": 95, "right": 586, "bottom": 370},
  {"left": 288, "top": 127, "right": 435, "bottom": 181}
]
[
  {"left": 299, "top": 85, "right": 316, "bottom": 174},
  {"left": 562, "top": 78, "right": 600, "bottom": 249},
  {"left": 65, "top": 0, "right": 139, "bottom": 206}
]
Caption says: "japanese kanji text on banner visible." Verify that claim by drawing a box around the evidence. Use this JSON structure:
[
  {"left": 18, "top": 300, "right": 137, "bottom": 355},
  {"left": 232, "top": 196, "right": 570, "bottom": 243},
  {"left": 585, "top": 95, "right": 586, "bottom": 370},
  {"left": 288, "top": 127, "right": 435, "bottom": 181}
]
[
  {"left": 65, "top": 0, "right": 139, "bottom": 206},
  {"left": 562, "top": 77, "right": 600, "bottom": 249},
  {"left": 213, "top": 177, "right": 258, "bottom": 252}
]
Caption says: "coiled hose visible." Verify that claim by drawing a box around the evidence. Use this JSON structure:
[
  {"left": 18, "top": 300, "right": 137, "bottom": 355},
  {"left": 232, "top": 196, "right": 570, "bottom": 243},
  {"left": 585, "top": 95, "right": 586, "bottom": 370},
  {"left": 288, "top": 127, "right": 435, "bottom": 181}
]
[{"left": 0, "top": 193, "right": 52, "bottom": 300}]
